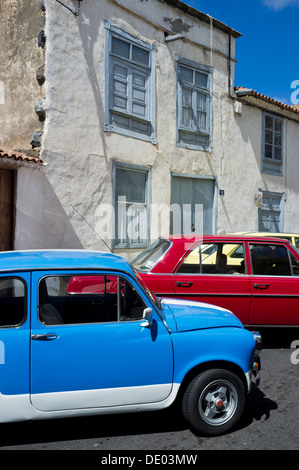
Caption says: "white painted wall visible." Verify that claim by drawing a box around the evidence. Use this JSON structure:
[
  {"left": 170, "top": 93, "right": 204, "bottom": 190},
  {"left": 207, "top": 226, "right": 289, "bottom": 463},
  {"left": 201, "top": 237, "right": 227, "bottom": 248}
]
[
  {"left": 216, "top": 99, "right": 299, "bottom": 235},
  {"left": 14, "top": 164, "right": 82, "bottom": 250},
  {"left": 38, "top": 0, "right": 238, "bottom": 257}
]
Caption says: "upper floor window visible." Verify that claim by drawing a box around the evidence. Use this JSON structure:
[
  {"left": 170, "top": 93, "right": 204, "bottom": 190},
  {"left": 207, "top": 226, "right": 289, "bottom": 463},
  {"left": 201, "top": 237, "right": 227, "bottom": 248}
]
[
  {"left": 262, "top": 113, "right": 283, "bottom": 175},
  {"left": 176, "top": 56, "right": 213, "bottom": 151},
  {"left": 104, "top": 21, "right": 156, "bottom": 143}
]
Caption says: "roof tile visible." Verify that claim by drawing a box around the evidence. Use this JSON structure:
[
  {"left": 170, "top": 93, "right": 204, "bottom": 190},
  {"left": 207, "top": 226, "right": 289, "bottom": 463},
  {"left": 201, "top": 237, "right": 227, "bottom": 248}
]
[
  {"left": 235, "top": 87, "right": 299, "bottom": 114},
  {"left": 0, "top": 148, "right": 43, "bottom": 165}
]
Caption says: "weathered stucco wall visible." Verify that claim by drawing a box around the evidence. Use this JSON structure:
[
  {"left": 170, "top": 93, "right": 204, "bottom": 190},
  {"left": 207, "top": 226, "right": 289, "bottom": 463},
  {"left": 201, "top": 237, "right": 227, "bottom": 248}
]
[
  {"left": 216, "top": 98, "right": 299, "bottom": 235},
  {"left": 280, "top": 118, "right": 299, "bottom": 232},
  {"left": 41, "top": 0, "right": 239, "bottom": 256},
  {"left": 13, "top": 163, "right": 82, "bottom": 250}
]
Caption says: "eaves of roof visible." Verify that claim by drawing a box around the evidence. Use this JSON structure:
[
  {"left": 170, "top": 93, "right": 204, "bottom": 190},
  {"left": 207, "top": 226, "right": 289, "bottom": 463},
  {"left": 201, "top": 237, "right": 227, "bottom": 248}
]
[
  {"left": 161, "top": 0, "right": 242, "bottom": 38},
  {"left": 0, "top": 148, "right": 43, "bottom": 165},
  {"left": 235, "top": 87, "right": 299, "bottom": 120}
]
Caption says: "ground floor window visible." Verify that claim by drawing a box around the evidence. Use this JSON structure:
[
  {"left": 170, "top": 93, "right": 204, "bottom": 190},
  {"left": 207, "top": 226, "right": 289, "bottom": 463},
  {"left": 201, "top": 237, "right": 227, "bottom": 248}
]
[
  {"left": 257, "top": 190, "right": 284, "bottom": 232},
  {"left": 113, "top": 163, "right": 151, "bottom": 249}
]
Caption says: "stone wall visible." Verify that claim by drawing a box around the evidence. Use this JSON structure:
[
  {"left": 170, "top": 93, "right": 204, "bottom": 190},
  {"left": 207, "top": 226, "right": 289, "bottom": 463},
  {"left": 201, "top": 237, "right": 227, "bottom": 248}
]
[{"left": 0, "top": 0, "right": 45, "bottom": 155}]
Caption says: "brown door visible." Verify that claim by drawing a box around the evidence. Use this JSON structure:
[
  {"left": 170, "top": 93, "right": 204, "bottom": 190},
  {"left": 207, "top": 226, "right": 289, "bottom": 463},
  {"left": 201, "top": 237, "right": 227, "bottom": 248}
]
[{"left": 0, "top": 169, "right": 14, "bottom": 251}]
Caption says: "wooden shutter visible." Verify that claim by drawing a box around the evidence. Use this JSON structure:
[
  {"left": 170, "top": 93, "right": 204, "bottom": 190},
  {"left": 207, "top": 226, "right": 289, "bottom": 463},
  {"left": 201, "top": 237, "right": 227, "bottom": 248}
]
[
  {"left": 171, "top": 175, "right": 215, "bottom": 235},
  {"left": 115, "top": 167, "right": 148, "bottom": 247}
]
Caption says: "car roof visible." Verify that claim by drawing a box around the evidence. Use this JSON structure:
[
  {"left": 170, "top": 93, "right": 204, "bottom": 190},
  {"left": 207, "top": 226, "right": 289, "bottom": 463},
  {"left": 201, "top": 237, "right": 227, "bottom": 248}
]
[
  {"left": 166, "top": 234, "right": 291, "bottom": 245},
  {"left": 0, "top": 250, "right": 134, "bottom": 274},
  {"left": 230, "top": 231, "right": 299, "bottom": 238}
]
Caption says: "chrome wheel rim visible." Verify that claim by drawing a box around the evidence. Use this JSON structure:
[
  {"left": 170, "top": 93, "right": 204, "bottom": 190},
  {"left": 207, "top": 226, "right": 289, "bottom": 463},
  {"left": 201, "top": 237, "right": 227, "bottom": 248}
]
[{"left": 198, "top": 379, "right": 238, "bottom": 426}]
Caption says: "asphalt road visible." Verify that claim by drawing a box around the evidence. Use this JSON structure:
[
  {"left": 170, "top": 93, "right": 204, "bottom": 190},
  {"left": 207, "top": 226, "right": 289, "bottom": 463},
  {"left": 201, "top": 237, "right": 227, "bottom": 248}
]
[{"left": 0, "top": 329, "right": 298, "bottom": 452}]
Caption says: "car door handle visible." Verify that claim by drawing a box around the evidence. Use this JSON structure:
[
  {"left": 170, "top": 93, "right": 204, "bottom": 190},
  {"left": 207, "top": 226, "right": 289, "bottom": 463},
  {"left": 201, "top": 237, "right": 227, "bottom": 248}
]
[
  {"left": 31, "top": 334, "right": 58, "bottom": 341},
  {"left": 176, "top": 282, "right": 193, "bottom": 288},
  {"left": 253, "top": 283, "right": 270, "bottom": 290}
]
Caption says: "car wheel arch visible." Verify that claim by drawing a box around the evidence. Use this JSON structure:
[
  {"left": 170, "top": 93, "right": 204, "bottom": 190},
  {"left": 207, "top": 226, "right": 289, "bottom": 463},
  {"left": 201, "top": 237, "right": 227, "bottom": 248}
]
[{"left": 176, "top": 359, "right": 248, "bottom": 402}]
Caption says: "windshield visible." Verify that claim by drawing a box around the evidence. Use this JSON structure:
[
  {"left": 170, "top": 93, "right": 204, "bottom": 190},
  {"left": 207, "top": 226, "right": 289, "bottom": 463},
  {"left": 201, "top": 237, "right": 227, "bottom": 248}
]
[{"left": 132, "top": 238, "right": 171, "bottom": 272}]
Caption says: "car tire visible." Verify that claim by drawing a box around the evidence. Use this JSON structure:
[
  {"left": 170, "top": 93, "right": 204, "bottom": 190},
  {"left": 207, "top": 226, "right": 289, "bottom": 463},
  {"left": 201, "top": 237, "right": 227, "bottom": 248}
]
[{"left": 182, "top": 368, "right": 246, "bottom": 436}]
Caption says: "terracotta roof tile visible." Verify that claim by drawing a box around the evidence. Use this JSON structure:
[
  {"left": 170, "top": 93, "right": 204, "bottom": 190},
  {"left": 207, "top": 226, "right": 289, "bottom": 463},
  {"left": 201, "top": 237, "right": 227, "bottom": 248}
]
[
  {"left": 0, "top": 148, "right": 43, "bottom": 165},
  {"left": 235, "top": 87, "right": 299, "bottom": 114}
]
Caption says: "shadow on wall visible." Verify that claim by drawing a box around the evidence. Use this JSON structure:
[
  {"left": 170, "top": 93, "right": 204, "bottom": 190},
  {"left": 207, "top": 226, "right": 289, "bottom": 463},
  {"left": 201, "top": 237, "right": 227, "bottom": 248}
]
[
  {"left": 76, "top": 9, "right": 109, "bottom": 166},
  {"left": 14, "top": 167, "right": 83, "bottom": 250}
]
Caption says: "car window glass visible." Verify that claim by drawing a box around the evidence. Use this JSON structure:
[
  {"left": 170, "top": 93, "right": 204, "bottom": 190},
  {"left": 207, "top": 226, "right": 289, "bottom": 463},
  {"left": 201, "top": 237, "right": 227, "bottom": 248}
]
[
  {"left": 176, "top": 243, "right": 246, "bottom": 275},
  {"left": 39, "top": 275, "right": 146, "bottom": 325},
  {"left": 249, "top": 244, "right": 292, "bottom": 276},
  {"left": 0, "top": 277, "right": 26, "bottom": 327}
]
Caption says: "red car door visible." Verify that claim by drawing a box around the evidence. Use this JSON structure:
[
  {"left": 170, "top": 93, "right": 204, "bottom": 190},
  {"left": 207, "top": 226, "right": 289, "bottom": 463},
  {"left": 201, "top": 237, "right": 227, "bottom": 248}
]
[
  {"left": 172, "top": 241, "right": 251, "bottom": 325},
  {"left": 138, "top": 273, "right": 175, "bottom": 299},
  {"left": 248, "top": 241, "right": 299, "bottom": 326}
]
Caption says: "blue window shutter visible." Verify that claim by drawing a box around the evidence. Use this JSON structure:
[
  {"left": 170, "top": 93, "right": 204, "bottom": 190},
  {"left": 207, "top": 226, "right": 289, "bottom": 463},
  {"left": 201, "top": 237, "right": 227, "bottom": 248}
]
[
  {"left": 105, "top": 23, "right": 156, "bottom": 143},
  {"left": 176, "top": 56, "right": 213, "bottom": 151},
  {"left": 262, "top": 112, "right": 283, "bottom": 176}
]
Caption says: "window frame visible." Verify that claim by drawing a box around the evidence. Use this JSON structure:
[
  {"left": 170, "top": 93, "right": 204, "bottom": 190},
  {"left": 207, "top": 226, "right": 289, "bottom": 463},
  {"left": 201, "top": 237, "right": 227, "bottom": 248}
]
[
  {"left": 249, "top": 243, "right": 293, "bottom": 276},
  {"left": 262, "top": 112, "right": 284, "bottom": 176},
  {"left": 175, "top": 242, "right": 246, "bottom": 276},
  {"left": 176, "top": 55, "right": 213, "bottom": 152},
  {"left": 257, "top": 190, "right": 284, "bottom": 232},
  {"left": 112, "top": 162, "right": 151, "bottom": 250},
  {"left": 104, "top": 20, "right": 156, "bottom": 143},
  {"left": 38, "top": 273, "right": 147, "bottom": 325}
]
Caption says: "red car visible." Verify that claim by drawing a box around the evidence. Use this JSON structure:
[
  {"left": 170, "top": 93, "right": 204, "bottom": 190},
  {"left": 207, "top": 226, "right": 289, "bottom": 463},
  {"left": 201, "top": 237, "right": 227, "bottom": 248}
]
[{"left": 133, "top": 235, "right": 299, "bottom": 327}]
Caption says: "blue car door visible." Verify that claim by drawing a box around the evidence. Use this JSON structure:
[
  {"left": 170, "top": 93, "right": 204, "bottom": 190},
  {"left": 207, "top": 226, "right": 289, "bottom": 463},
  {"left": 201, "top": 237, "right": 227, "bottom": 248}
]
[
  {"left": 0, "top": 273, "right": 30, "bottom": 398},
  {"left": 30, "top": 271, "right": 174, "bottom": 412}
]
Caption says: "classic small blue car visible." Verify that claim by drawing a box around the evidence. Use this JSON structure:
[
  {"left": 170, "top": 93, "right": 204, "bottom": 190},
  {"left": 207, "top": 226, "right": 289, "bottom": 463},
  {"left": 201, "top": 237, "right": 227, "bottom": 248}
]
[{"left": 0, "top": 250, "right": 261, "bottom": 436}]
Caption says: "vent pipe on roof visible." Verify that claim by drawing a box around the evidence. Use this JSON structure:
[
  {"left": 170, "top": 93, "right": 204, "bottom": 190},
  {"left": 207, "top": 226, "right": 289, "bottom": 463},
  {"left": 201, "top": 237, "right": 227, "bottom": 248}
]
[{"left": 164, "top": 33, "right": 184, "bottom": 42}]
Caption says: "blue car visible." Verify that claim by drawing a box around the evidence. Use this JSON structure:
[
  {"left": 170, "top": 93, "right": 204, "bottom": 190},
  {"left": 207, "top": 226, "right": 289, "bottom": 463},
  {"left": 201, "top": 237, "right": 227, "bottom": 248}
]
[{"left": 0, "top": 250, "right": 261, "bottom": 436}]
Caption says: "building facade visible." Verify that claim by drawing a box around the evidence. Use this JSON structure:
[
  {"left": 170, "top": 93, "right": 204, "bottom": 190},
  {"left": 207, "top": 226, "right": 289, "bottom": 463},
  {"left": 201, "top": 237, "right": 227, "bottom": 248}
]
[
  {"left": 1, "top": 0, "right": 299, "bottom": 257},
  {"left": 233, "top": 88, "right": 299, "bottom": 235},
  {"left": 0, "top": 0, "right": 46, "bottom": 251}
]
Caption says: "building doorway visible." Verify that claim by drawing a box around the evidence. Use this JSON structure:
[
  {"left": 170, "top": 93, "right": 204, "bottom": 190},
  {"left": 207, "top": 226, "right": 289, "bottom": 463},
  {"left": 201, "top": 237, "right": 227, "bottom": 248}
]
[
  {"left": 0, "top": 169, "right": 14, "bottom": 251},
  {"left": 170, "top": 174, "right": 216, "bottom": 236}
]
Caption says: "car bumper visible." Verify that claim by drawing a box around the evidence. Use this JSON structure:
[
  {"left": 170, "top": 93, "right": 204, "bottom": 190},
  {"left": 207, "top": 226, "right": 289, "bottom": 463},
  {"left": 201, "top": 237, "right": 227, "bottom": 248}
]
[
  {"left": 245, "top": 355, "right": 261, "bottom": 392},
  {"left": 246, "top": 331, "right": 262, "bottom": 391},
  {"left": 252, "top": 354, "right": 261, "bottom": 387}
]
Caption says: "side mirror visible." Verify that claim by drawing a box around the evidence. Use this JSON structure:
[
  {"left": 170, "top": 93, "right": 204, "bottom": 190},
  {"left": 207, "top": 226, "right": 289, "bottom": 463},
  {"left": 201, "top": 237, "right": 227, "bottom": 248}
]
[{"left": 140, "top": 308, "right": 153, "bottom": 328}]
